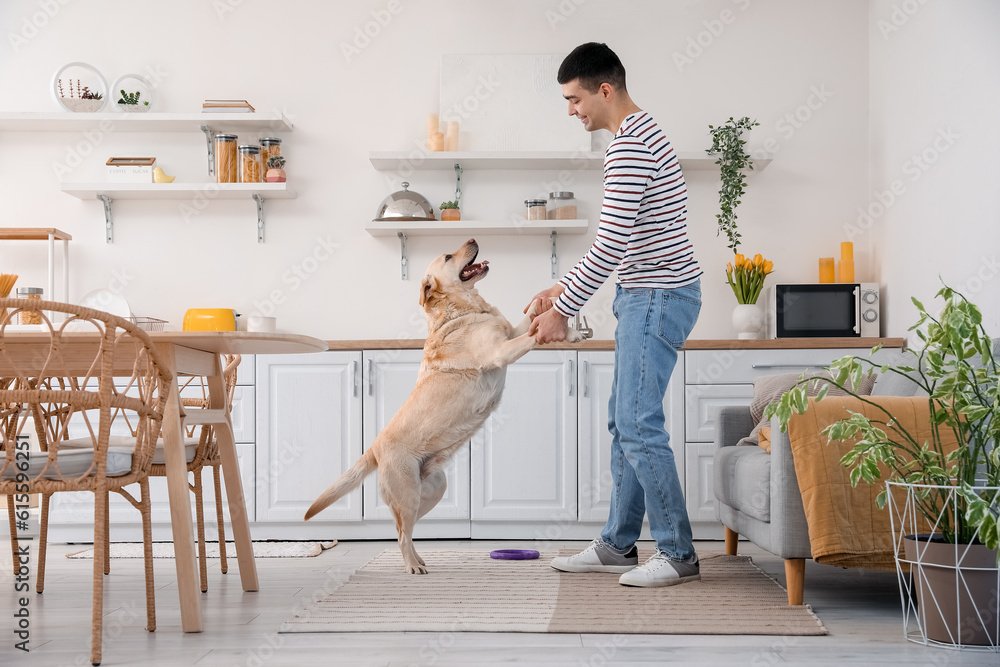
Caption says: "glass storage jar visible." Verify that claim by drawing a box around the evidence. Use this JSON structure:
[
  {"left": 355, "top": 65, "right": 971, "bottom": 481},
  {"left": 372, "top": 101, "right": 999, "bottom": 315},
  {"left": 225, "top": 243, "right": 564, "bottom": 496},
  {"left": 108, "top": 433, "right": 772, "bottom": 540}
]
[
  {"left": 524, "top": 199, "right": 547, "bottom": 221},
  {"left": 16, "top": 287, "right": 43, "bottom": 325},
  {"left": 259, "top": 137, "right": 282, "bottom": 169},
  {"left": 214, "top": 134, "right": 238, "bottom": 183},
  {"left": 238, "top": 144, "right": 263, "bottom": 183},
  {"left": 547, "top": 191, "right": 577, "bottom": 220}
]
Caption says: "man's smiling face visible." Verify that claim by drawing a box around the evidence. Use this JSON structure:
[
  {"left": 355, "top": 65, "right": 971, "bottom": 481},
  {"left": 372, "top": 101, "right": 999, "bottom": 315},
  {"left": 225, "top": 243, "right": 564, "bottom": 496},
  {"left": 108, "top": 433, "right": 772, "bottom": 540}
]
[{"left": 561, "top": 79, "right": 608, "bottom": 133}]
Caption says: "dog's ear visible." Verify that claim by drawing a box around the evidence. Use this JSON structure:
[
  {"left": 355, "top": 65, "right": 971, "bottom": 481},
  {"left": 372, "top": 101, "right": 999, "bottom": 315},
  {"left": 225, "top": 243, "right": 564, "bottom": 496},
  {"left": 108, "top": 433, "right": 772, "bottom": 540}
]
[{"left": 419, "top": 275, "right": 441, "bottom": 307}]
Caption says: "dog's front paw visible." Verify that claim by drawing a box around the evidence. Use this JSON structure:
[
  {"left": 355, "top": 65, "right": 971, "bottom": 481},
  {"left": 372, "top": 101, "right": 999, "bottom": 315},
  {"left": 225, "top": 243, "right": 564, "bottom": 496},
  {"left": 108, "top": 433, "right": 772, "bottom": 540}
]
[
  {"left": 566, "top": 327, "right": 585, "bottom": 343},
  {"left": 405, "top": 563, "right": 428, "bottom": 575}
]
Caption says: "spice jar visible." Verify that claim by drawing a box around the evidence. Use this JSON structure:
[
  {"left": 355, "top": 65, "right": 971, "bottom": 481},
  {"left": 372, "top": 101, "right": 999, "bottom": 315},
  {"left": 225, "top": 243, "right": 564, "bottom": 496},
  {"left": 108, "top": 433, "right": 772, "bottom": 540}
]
[
  {"left": 238, "top": 144, "right": 263, "bottom": 183},
  {"left": 524, "top": 199, "right": 547, "bottom": 221},
  {"left": 214, "top": 134, "right": 238, "bottom": 183},
  {"left": 547, "top": 191, "right": 577, "bottom": 220},
  {"left": 259, "top": 137, "right": 282, "bottom": 170},
  {"left": 16, "top": 287, "right": 43, "bottom": 325}
]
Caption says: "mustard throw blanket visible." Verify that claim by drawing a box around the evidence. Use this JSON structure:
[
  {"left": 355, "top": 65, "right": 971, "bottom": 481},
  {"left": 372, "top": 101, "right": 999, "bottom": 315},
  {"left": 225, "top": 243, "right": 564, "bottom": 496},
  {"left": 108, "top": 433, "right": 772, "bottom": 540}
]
[{"left": 786, "top": 396, "right": 959, "bottom": 571}]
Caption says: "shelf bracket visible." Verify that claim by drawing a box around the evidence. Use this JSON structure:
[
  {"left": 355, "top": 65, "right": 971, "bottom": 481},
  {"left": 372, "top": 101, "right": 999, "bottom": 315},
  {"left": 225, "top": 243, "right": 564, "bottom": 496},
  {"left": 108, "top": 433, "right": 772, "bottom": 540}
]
[
  {"left": 253, "top": 194, "right": 265, "bottom": 243},
  {"left": 200, "top": 125, "right": 215, "bottom": 177},
  {"left": 97, "top": 194, "right": 114, "bottom": 244},
  {"left": 397, "top": 231, "right": 409, "bottom": 280},
  {"left": 550, "top": 230, "right": 558, "bottom": 279},
  {"left": 454, "top": 162, "right": 463, "bottom": 208}
]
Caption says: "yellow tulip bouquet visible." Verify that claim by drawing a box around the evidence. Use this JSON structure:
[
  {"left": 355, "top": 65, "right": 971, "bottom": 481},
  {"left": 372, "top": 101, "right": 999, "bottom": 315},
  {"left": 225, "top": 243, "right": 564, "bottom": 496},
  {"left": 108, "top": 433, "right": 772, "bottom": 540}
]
[{"left": 726, "top": 253, "right": 774, "bottom": 304}]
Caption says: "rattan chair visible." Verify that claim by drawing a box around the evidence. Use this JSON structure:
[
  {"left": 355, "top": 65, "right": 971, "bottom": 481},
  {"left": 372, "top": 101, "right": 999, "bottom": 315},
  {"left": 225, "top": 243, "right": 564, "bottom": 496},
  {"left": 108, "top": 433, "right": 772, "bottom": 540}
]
[
  {"left": 0, "top": 298, "right": 169, "bottom": 666},
  {"left": 30, "top": 355, "right": 242, "bottom": 594}
]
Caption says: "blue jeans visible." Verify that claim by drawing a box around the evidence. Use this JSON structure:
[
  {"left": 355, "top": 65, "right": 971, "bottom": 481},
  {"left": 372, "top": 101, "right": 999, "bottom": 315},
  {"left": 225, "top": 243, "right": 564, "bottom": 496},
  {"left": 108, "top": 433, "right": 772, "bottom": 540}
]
[{"left": 600, "top": 280, "right": 702, "bottom": 560}]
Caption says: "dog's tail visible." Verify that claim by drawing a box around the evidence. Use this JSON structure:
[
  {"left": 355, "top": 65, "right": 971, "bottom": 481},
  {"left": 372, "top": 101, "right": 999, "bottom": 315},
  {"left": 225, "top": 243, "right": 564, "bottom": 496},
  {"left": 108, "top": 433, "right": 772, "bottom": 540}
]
[{"left": 304, "top": 449, "right": 377, "bottom": 520}]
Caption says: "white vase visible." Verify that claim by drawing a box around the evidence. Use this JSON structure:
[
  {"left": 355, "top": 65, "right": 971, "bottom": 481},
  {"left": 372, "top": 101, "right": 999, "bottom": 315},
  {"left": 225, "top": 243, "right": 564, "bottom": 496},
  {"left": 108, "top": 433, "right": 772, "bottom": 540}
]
[{"left": 732, "top": 303, "right": 764, "bottom": 339}]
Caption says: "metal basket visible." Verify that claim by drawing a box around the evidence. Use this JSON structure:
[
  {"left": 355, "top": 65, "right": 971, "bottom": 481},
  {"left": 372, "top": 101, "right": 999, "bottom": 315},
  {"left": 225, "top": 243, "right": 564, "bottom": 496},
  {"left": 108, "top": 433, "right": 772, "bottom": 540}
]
[{"left": 129, "top": 316, "right": 167, "bottom": 332}]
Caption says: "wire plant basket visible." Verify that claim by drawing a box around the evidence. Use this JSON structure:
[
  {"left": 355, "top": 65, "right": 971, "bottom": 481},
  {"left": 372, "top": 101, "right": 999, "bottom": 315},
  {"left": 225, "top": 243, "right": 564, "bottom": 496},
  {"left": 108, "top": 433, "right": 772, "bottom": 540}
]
[
  {"left": 129, "top": 316, "right": 167, "bottom": 332},
  {"left": 888, "top": 481, "right": 1000, "bottom": 651}
]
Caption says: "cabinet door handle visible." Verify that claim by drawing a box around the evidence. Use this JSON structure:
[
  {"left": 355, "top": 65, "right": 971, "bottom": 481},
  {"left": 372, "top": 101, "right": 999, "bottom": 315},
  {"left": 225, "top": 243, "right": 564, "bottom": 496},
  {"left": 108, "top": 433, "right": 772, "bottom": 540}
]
[
  {"left": 566, "top": 359, "right": 575, "bottom": 397},
  {"left": 367, "top": 359, "right": 374, "bottom": 396},
  {"left": 351, "top": 360, "right": 358, "bottom": 397},
  {"left": 751, "top": 363, "right": 824, "bottom": 370},
  {"left": 582, "top": 360, "right": 589, "bottom": 398}
]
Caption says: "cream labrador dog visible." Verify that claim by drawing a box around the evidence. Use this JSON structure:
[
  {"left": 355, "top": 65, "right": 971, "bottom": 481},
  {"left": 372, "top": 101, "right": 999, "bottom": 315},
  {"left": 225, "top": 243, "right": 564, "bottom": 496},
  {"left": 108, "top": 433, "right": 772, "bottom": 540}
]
[{"left": 305, "top": 239, "right": 583, "bottom": 573}]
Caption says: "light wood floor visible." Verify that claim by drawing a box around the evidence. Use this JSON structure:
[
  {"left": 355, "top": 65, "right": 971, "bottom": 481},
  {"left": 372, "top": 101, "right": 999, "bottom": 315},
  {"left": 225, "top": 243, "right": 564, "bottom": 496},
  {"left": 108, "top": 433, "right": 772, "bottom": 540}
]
[{"left": 1, "top": 537, "right": 995, "bottom": 666}]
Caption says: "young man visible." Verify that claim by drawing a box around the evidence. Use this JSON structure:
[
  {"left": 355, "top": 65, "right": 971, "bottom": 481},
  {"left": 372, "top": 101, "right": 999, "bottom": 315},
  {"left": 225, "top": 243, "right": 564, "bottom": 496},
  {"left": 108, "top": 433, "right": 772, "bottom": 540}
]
[{"left": 527, "top": 42, "right": 703, "bottom": 587}]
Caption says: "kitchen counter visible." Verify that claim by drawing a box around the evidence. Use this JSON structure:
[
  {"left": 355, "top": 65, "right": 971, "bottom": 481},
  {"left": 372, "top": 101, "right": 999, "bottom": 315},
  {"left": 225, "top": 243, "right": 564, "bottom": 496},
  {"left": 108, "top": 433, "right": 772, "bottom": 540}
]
[{"left": 323, "top": 337, "right": 905, "bottom": 351}]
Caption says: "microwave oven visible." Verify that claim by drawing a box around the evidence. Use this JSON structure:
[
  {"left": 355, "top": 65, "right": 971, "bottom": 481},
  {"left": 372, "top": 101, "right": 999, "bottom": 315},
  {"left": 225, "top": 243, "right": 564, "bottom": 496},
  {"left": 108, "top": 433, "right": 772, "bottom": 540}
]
[{"left": 769, "top": 283, "right": 880, "bottom": 338}]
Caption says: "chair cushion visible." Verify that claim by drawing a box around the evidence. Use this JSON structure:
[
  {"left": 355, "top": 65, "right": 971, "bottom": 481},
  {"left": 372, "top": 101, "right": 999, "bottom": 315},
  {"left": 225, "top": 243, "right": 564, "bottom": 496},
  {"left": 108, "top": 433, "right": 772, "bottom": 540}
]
[
  {"left": 737, "top": 370, "right": 876, "bottom": 447},
  {"left": 714, "top": 445, "right": 771, "bottom": 522},
  {"left": 61, "top": 436, "right": 200, "bottom": 465},
  {"left": 0, "top": 447, "right": 134, "bottom": 480}
]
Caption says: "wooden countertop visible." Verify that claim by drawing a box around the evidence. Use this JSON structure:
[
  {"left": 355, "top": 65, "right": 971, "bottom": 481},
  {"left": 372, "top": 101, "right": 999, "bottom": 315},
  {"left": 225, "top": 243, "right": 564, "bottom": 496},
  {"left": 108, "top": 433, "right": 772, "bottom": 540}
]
[{"left": 322, "top": 337, "right": 905, "bottom": 351}]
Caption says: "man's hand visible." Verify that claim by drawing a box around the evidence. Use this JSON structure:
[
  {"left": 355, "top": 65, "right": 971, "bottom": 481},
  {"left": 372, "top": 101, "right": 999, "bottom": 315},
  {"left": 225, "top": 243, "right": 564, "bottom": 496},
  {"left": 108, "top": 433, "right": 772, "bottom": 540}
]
[
  {"left": 524, "top": 284, "right": 566, "bottom": 316},
  {"left": 529, "top": 307, "right": 569, "bottom": 344}
]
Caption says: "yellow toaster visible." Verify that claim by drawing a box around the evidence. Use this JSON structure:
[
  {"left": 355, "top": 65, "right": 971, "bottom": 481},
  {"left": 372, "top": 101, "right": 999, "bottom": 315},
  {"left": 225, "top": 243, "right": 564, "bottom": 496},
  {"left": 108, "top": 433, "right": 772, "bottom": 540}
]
[{"left": 183, "top": 309, "right": 236, "bottom": 332}]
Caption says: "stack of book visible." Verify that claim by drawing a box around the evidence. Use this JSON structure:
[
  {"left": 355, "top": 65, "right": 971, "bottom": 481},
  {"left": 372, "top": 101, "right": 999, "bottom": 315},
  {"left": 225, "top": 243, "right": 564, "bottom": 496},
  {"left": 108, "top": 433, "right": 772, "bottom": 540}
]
[{"left": 202, "top": 99, "right": 255, "bottom": 113}]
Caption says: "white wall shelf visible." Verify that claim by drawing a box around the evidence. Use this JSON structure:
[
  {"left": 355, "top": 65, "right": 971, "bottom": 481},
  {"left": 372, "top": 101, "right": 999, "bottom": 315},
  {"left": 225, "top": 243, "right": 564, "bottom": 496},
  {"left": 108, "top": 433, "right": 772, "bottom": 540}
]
[
  {"left": 364, "top": 218, "right": 587, "bottom": 237},
  {"left": 367, "top": 219, "right": 589, "bottom": 281},
  {"left": 61, "top": 183, "right": 296, "bottom": 244},
  {"left": 0, "top": 112, "right": 293, "bottom": 133},
  {"left": 3, "top": 111, "right": 295, "bottom": 244},
  {"left": 369, "top": 150, "right": 771, "bottom": 172}
]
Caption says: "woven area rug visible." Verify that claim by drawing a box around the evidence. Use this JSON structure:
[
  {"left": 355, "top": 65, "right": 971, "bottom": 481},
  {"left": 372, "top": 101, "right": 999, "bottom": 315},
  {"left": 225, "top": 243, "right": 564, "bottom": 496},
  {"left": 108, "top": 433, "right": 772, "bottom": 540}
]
[
  {"left": 280, "top": 549, "right": 827, "bottom": 635},
  {"left": 67, "top": 540, "right": 337, "bottom": 559}
]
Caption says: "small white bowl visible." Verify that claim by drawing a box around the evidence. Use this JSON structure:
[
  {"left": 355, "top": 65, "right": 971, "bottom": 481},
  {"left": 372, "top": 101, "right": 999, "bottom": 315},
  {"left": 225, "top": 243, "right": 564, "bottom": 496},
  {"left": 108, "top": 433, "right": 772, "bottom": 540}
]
[{"left": 247, "top": 315, "right": 276, "bottom": 333}]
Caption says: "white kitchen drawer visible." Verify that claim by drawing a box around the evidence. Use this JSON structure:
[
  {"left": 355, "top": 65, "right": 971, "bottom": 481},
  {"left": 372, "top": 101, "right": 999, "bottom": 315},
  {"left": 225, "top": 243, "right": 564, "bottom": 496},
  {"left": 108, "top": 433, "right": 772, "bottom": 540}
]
[
  {"left": 685, "top": 442, "right": 719, "bottom": 522},
  {"left": 684, "top": 348, "right": 867, "bottom": 385},
  {"left": 236, "top": 355, "right": 254, "bottom": 385},
  {"left": 230, "top": 385, "right": 254, "bottom": 443},
  {"left": 684, "top": 384, "right": 755, "bottom": 442}
]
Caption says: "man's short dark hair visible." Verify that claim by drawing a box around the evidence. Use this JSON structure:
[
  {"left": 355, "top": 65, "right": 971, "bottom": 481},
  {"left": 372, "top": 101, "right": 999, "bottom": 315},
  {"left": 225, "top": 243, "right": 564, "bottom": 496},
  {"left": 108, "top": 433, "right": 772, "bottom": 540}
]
[{"left": 557, "top": 42, "right": 627, "bottom": 94}]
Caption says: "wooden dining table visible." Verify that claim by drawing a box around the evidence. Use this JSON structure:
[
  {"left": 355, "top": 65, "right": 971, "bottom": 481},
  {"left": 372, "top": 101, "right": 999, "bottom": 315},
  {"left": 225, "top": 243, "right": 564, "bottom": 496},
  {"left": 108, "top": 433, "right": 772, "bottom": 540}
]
[{"left": 2, "top": 329, "right": 329, "bottom": 633}]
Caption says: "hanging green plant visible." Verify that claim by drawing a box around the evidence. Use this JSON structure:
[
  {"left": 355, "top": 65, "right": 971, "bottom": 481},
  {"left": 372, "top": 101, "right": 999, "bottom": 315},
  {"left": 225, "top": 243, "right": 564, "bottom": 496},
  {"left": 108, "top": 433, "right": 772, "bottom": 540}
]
[{"left": 707, "top": 116, "right": 759, "bottom": 253}]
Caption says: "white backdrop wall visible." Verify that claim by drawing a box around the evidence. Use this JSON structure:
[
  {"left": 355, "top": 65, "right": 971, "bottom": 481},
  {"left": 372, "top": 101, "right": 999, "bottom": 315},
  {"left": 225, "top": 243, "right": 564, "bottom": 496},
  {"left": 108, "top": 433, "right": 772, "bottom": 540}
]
[
  {"left": 869, "top": 0, "right": 1000, "bottom": 339},
  {"left": 2, "top": 0, "right": 878, "bottom": 340}
]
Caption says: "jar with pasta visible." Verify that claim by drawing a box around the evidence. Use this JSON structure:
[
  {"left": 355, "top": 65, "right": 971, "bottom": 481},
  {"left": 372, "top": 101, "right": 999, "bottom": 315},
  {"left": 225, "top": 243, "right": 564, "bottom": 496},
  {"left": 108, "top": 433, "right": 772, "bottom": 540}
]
[
  {"left": 238, "top": 144, "right": 263, "bottom": 183},
  {"left": 259, "top": 137, "right": 282, "bottom": 168},
  {"left": 547, "top": 191, "right": 577, "bottom": 220},
  {"left": 214, "top": 134, "right": 238, "bottom": 183},
  {"left": 524, "top": 199, "right": 547, "bottom": 221},
  {"left": 16, "top": 287, "right": 43, "bottom": 325}
]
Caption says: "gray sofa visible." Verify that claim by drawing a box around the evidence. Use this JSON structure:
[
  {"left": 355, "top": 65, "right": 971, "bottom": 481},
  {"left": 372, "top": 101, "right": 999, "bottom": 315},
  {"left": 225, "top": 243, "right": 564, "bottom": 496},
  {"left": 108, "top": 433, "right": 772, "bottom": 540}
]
[{"left": 712, "top": 347, "right": 927, "bottom": 605}]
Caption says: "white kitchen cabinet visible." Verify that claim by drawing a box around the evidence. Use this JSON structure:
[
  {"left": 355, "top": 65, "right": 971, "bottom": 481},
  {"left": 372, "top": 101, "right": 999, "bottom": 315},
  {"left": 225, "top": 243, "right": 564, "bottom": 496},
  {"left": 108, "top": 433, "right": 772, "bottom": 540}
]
[
  {"left": 471, "top": 350, "right": 577, "bottom": 521},
  {"left": 577, "top": 350, "right": 685, "bottom": 524},
  {"left": 255, "top": 351, "right": 362, "bottom": 522},
  {"left": 361, "top": 350, "right": 470, "bottom": 521}
]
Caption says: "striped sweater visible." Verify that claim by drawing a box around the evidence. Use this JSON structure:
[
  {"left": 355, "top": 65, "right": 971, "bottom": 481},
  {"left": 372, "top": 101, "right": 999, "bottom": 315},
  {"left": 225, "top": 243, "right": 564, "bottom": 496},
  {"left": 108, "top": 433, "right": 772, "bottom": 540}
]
[{"left": 553, "top": 111, "right": 702, "bottom": 318}]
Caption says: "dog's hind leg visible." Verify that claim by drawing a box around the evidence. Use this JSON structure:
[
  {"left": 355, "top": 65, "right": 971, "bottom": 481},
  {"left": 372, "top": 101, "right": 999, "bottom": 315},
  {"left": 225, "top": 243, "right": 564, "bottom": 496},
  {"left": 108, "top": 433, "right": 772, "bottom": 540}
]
[
  {"left": 418, "top": 469, "right": 447, "bottom": 521},
  {"left": 380, "top": 459, "right": 428, "bottom": 574}
]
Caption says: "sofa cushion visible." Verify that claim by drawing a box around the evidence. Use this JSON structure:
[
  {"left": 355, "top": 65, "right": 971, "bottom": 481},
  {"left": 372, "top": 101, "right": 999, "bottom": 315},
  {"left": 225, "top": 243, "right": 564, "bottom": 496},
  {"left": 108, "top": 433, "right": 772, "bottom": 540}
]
[
  {"left": 737, "top": 371, "right": 876, "bottom": 447},
  {"left": 714, "top": 445, "right": 771, "bottom": 522},
  {"left": 871, "top": 349, "right": 924, "bottom": 396}
]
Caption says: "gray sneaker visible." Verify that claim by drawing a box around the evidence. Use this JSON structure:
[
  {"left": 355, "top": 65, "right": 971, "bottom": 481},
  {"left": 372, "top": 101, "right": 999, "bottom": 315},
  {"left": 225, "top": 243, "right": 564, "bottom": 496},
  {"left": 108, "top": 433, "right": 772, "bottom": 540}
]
[
  {"left": 618, "top": 550, "right": 700, "bottom": 587},
  {"left": 550, "top": 539, "right": 638, "bottom": 573}
]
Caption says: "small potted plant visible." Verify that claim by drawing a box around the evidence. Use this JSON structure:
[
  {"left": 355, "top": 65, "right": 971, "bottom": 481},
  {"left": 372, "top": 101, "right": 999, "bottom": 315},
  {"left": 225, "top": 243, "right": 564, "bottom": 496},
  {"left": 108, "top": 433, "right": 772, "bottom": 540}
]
[
  {"left": 117, "top": 89, "right": 149, "bottom": 113},
  {"left": 58, "top": 79, "right": 104, "bottom": 112},
  {"left": 266, "top": 155, "right": 286, "bottom": 183},
  {"left": 439, "top": 200, "right": 460, "bottom": 221}
]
